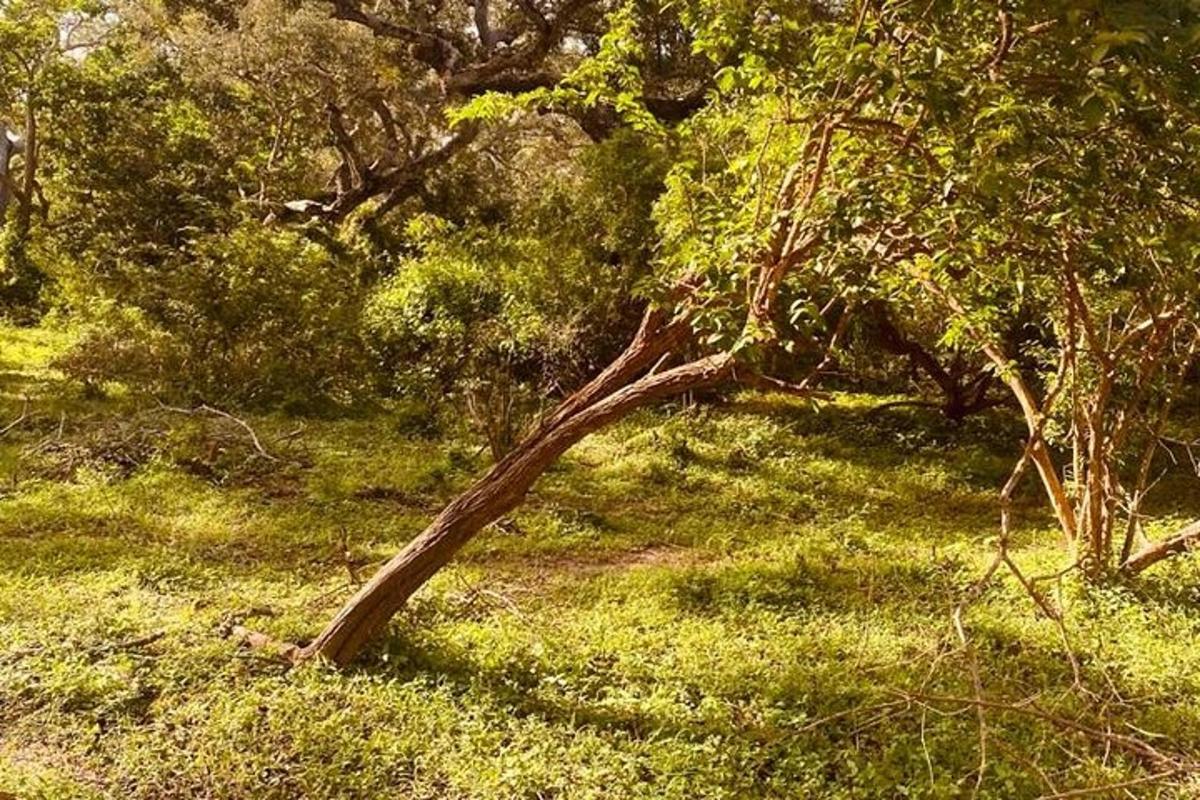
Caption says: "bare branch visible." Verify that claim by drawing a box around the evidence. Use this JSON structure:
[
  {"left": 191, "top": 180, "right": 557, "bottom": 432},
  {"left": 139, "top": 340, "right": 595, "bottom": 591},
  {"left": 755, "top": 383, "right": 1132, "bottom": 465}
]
[{"left": 1122, "top": 519, "right": 1200, "bottom": 575}]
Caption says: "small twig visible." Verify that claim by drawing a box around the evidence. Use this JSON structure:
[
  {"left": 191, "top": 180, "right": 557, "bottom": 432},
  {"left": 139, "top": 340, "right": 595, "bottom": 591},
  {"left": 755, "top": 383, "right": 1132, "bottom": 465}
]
[
  {"left": 0, "top": 395, "right": 29, "bottom": 436},
  {"left": 159, "top": 402, "right": 280, "bottom": 462},
  {"left": 792, "top": 699, "right": 909, "bottom": 734},
  {"left": 893, "top": 690, "right": 1196, "bottom": 771},
  {"left": 3, "top": 630, "right": 165, "bottom": 664},
  {"left": 1035, "top": 769, "right": 1180, "bottom": 799},
  {"left": 85, "top": 630, "right": 166, "bottom": 658},
  {"left": 339, "top": 526, "right": 363, "bottom": 586}
]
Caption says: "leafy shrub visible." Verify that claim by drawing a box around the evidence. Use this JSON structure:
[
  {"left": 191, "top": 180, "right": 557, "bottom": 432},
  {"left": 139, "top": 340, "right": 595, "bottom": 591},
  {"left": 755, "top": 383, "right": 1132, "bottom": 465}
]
[
  {"left": 363, "top": 215, "right": 634, "bottom": 457},
  {"left": 52, "top": 304, "right": 182, "bottom": 396},
  {"left": 0, "top": 226, "right": 46, "bottom": 321},
  {"left": 55, "top": 223, "right": 369, "bottom": 409}
]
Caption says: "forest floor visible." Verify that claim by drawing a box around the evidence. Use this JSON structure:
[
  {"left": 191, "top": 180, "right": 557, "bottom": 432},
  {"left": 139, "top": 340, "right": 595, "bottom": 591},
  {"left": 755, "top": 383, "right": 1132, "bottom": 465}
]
[{"left": 2, "top": 325, "right": 1200, "bottom": 799}]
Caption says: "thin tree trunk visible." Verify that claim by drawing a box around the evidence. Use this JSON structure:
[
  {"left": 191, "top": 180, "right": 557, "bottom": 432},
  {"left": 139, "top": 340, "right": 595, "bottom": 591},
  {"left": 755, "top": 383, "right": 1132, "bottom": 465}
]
[
  {"left": 1121, "top": 520, "right": 1200, "bottom": 575},
  {"left": 916, "top": 280, "right": 1078, "bottom": 541},
  {"left": 300, "top": 337, "right": 731, "bottom": 665},
  {"left": 0, "top": 121, "right": 11, "bottom": 223},
  {"left": 980, "top": 340, "right": 1078, "bottom": 542},
  {"left": 14, "top": 99, "right": 35, "bottom": 237}
]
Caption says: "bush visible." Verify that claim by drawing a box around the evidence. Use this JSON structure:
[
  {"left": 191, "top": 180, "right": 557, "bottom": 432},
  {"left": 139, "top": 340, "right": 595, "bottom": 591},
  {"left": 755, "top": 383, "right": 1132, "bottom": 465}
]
[
  {"left": 55, "top": 223, "right": 370, "bottom": 409},
  {"left": 363, "top": 218, "right": 552, "bottom": 457},
  {"left": 363, "top": 215, "right": 638, "bottom": 457}
]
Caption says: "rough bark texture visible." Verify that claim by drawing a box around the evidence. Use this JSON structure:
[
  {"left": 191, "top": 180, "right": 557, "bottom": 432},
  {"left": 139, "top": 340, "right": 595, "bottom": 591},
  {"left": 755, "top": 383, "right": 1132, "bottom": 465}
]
[
  {"left": 292, "top": 80, "right": 850, "bottom": 666},
  {"left": 301, "top": 319, "right": 729, "bottom": 666},
  {"left": 1122, "top": 520, "right": 1200, "bottom": 575}
]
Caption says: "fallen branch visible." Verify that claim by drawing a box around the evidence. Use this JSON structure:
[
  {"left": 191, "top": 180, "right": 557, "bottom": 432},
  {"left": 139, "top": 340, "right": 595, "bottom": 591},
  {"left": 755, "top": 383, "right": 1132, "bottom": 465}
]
[
  {"left": 2, "top": 630, "right": 165, "bottom": 664},
  {"left": 159, "top": 402, "right": 280, "bottom": 462},
  {"left": 737, "top": 371, "right": 832, "bottom": 400},
  {"left": 85, "top": 630, "right": 166, "bottom": 658}
]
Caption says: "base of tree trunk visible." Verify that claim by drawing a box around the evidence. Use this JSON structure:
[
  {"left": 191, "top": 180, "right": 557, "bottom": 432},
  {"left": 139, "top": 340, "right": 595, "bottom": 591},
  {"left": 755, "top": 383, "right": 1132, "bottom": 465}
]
[{"left": 295, "top": 346, "right": 734, "bottom": 666}]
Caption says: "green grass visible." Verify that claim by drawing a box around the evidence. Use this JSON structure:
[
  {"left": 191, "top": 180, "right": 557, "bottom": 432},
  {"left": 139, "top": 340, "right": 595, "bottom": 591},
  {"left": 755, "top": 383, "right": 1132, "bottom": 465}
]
[{"left": 2, "top": 327, "right": 1200, "bottom": 798}]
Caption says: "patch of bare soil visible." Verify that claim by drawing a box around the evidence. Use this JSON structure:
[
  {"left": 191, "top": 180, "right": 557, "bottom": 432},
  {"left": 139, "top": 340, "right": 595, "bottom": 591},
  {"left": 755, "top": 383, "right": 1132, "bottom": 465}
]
[
  {"left": 539, "top": 543, "right": 707, "bottom": 576},
  {"left": 0, "top": 734, "right": 108, "bottom": 797}
]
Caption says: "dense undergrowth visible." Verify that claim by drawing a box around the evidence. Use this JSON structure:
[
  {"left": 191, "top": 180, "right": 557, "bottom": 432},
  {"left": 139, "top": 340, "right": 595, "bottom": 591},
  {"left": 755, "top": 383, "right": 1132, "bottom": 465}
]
[{"left": 2, "top": 325, "right": 1199, "bottom": 799}]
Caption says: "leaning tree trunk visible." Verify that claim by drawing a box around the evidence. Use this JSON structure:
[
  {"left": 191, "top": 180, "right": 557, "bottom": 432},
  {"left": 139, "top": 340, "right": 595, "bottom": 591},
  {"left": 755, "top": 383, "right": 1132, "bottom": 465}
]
[
  {"left": 1121, "top": 519, "right": 1200, "bottom": 575},
  {"left": 299, "top": 312, "right": 731, "bottom": 666},
  {"left": 973, "top": 339, "right": 1078, "bottom": 543}
]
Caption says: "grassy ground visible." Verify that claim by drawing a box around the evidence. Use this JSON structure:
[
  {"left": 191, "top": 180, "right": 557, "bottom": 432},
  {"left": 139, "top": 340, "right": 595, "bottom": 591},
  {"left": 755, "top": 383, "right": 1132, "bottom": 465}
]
[{"left": 2, "top": 325, "right": 1200, "bottom": 799}]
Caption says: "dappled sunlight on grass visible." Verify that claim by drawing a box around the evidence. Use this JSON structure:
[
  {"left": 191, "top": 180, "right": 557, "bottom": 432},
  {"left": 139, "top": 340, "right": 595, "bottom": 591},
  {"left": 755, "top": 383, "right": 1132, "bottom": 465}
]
[{"left": 2, "top": 378, "right": 1200, "bottom": 798}]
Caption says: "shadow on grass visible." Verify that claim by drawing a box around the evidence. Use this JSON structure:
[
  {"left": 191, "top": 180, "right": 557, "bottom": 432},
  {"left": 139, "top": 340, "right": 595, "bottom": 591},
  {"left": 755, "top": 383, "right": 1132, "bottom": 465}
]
[{"left": 662, "top": 551, "right": 970, "bottom": 617}]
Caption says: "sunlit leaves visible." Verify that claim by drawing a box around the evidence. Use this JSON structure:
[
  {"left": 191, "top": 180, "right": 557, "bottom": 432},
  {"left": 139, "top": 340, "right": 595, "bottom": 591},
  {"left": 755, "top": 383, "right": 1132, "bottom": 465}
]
[{"left": 454, "top": 3, "right": 666, "bottom": 135}]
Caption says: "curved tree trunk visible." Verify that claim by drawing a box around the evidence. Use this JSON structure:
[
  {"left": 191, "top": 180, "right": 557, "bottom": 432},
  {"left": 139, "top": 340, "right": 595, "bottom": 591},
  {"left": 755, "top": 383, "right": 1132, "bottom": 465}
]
[
  {"left": 299, "top": 311, "right": 730, "bottom": 666},
  {"left": 292, "top": 75, "right": 848, "bottom": 667},
  {"left": 868, "top": 301, "right": 997, "bottom": 421}
]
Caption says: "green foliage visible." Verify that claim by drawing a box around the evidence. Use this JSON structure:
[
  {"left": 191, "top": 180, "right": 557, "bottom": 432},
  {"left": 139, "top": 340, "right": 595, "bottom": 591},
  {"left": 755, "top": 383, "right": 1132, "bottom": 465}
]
[
  {"left": 0, "top": 225, "right": 45, "bottom": 318},
  {"left": 363, "top": 211, "right": 641, "bottom": 451},
  {"left": 2, "top": 329, "right": 1199, "bottom": 797},
  {"left": 1, "top": 0, "right": 1199, "bottom": 790},
  {"left": 453, "top": 3, "right": 670, "bottom": 135},
  {"left": 56, "top": 223, "right": 369, "bottom": 408}
]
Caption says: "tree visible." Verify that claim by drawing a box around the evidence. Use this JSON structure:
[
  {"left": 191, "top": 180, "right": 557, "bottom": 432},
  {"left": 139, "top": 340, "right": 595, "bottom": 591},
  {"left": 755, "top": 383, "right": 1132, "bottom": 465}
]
[
  {"left": 254, "top": 0, "right": 714, "bottom": 222},
  {"left": 0, "top": 0, "right": 121, "bottom": 311},
  {"left": 280, "top": 0, "right": 1039, "bottom": 665},
  {"left": 907, "top": 0, "right": 1200, "bottom": 577},
  {"left": 0, "top": 119, "right": 24, "bottom": 224},
  {"left": 857, "top": 299, "right": 1009, "bottom": 420}
]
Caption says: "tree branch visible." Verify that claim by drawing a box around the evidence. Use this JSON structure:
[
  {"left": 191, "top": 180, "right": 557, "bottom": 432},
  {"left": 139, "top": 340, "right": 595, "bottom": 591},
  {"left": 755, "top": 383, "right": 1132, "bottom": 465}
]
[{"left": 1121, "top": 519, "right": 1200, "bottom": 575}]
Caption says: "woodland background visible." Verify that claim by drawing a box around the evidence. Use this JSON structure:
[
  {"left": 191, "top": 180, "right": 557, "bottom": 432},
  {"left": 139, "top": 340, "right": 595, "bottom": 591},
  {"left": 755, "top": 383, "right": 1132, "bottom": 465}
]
[{"left": 2, "top": 0, "right": 1200, "bottom": 797}]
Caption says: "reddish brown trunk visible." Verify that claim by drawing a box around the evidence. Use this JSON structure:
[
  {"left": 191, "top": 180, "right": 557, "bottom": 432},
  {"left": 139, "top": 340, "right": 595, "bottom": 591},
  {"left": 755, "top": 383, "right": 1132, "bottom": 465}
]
[
  {"left": 1121, "top": 520, "right": 1200, "bottom": 575},
  {"left": 301, "top": 347, "right": 732, "bottom": 665},
  {"left": 869, "top": 302, "right": 994, "bottom": 420}
]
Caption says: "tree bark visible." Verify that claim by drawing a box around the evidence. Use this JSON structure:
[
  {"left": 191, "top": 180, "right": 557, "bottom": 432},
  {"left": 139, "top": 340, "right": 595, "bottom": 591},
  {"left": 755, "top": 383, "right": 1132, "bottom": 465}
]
[
  {"left": 300, "top": 319, "right": 729, "bottom": 666},
  {"left": 978, "top": 341, "right": 1078, "bottom": 542},
  {"left": 14, "top": 100, "right": 36, "bottom": 237},
  {"left": 870, "top": 301, "right": 977, "bottom": 417},
  {"left": 1121, "top": 520, "right": 1200, "bottom": 575},
  {"left": 914, "top": 279, "right": 1078, "bottom": 542},
  {"left": 0, "top": 122, "right": 10, "bottom": 223}
]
